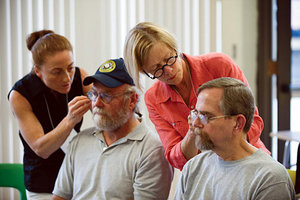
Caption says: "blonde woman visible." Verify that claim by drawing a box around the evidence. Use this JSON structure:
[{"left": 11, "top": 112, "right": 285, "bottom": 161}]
[{"left": 123, "top": 22, "right": 270, "bottom": 170}]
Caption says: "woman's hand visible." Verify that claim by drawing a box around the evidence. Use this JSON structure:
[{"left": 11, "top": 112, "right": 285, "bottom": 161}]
[
  {"left": 187, "top": 114, "right": 196, "bottom": 137},
  {"left": 180, "top": 113, "right": 198, "bottom": 161},
  {"left": 66, "top": 95, "right": 91, "bottom": 126}
]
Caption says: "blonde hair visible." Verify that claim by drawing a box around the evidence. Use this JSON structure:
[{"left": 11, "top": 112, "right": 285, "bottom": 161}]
[
  {"left": 27, "top": 30, "right": 73, "bottom": 68},
  {"left": 123, "top": 22, "right": 178, "bottom": 90}
]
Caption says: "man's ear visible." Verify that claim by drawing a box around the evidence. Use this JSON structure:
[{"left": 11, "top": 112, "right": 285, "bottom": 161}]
[
  {"left": 129, "top": 92, "right": 138, "bottom": 111},
  {"left": 233, "top": 114, "right": 246, "bottom": 133}
]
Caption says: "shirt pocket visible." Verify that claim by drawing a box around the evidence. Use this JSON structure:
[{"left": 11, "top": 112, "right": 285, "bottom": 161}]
[{"left": 171, "top": 120, "right": 188, "bottom": 138}]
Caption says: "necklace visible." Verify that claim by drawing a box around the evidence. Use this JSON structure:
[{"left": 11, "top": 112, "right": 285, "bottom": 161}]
[
  {"left": 44, "top": 93, "right": 69, "bottom": 129},
  {"left": 187, "top": 60, "right": 197, "bottom": 99},
  {"left": 172, "top": 55, "right": 197, "bottom": 105}
]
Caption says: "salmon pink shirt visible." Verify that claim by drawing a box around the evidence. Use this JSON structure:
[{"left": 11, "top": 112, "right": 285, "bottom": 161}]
[{"left": 145, "top": 52, "right": 270, "bottom": 170}]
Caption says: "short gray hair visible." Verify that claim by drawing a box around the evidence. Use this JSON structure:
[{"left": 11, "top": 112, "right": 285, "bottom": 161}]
[
  {"left": 123, "top": 85, "right": 142, "bottom": 117},
  {"left": 197, "top": 77, "right": 255, "bottom": 133}
]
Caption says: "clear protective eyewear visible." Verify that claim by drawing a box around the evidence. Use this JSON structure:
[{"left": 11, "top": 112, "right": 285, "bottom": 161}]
[
  {"left": 190, "top": 109, "right": 231, "bottom": 125},
  {"left": 87, "top": 90, "right": 130, "bottom": 104}
]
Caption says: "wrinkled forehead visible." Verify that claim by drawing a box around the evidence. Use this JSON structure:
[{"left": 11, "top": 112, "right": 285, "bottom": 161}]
[
  {"left": 143, "top": 43, "right": 174, "bottom": 68},
  {"left": 196, "top": 88, "right": 224, "bottom": 112}
]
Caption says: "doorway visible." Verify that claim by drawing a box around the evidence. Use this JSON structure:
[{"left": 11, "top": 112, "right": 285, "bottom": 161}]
[{"left": 258, "top": 0, "right": 299, "bottom": 169}]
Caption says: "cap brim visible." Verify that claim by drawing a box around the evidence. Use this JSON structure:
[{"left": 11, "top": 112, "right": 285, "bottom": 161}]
[{"left": 83, "top": 74, "right": 124, "bottom": 88}]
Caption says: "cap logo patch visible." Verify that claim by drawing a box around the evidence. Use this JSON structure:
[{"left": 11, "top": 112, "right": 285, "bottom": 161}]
[{"left": 99, "top": 60, "right": 116, "bottom": 73}]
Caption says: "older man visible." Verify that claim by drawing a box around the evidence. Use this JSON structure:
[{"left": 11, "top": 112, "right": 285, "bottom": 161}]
[
  {"left": 174, "top": 77, "right": 295, "bottom": 200},
  {"left": 52, "top": 58, "right": 173, "bottom": 200}
]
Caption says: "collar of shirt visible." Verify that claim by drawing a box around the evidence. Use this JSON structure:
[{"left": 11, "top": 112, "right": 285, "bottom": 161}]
[{"left": 92, "top": 119, "right": 147, "bottom": 148}]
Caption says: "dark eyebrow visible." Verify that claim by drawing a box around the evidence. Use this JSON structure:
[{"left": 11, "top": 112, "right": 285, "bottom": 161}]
[
  {"left": 199, "top": 111, "right": 214, "bottom": 116},
  {"left": 50, "top": 62, "right": 74, "bottom": 71}
]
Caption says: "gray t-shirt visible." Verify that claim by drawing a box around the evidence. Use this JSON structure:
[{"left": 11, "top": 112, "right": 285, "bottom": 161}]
[
  {"left": 174, "top": 149, "right": 295, "bottom": 200},
  {"left": 53, "top": 121, "right": 173, "bottom": 200}
]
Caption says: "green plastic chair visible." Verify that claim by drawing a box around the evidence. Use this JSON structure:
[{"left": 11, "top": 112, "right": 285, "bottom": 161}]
[{"left": 0, "top": 163, "right": 27, "bottom": 200}]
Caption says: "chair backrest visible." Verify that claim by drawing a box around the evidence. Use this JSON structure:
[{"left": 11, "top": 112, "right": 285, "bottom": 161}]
[
  {"left": 296, "top": 143, "right": 300, "bottom": 194},
  {"left": 0, "top": 163, "right": 27, "bottom": 200},
  {"left": 288, "top": 169, "right": 296, "bottom": 186}
]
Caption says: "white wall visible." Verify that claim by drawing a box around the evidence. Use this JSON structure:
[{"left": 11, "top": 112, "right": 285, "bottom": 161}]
[{"left": 222, "top": 0, "right": 258, "bottom": 99}]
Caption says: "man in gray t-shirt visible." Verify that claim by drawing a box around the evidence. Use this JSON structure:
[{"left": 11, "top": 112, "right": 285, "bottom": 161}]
[
  {"left": 52, "top": 58, "right": 173, "bottom": 200},
  {"left": 174, "top": 77, "right": 295, "bottom": 200}
]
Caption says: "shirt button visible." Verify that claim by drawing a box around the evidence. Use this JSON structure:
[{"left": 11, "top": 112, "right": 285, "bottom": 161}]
[
  {"left": 172, "top": 122, "right": 175, "bottom": 126},
  {"left": 191, "top": 105, "right": 194, "bottom": 109}
]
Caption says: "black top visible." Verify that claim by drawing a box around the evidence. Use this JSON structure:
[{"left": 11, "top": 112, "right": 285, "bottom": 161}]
[{"left": 8, "top": 67, "right": 84, "bottom": 193}]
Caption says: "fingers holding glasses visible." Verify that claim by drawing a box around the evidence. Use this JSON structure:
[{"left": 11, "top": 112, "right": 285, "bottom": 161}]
[
  {"left": 188, "top": 113, "right": 196, "bottom": 136},
  {"left": 188, "top": 114, "right": 193, "bottom": 127},
  {"left": 67, "top": 96, "right": 91, "bottom": 125}
]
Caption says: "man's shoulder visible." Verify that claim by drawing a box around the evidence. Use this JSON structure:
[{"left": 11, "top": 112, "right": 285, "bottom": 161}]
[
  {"left": 137, "top": 122, "right": 162, "bottom": 147},
  {"left": 253, "top": 150, "right": 288, "bottom": 175},
  {"left": 79, "top": 127, "right": 97, "bottom": 135},
  {"left": 69, "top": 127, "right": 98, "bottom": 143},
  {"left": 191, "top": 150, "right": 215, "bottom": 162},
  {"left": 184, "top": 151, "right": 215, "bottom": 170},
  {"left": 143, "top": 131, "right": 163, "bottom": 148}
]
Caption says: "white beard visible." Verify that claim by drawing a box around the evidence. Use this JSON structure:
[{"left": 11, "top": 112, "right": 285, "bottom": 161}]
[{"left": 92, "top": 105, "right": 131, "bottom": 132}]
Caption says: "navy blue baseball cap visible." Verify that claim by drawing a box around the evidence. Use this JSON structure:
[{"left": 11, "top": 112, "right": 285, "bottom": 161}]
[{"left": 83, "top": 58, "right": 135, "bottom": 88}]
